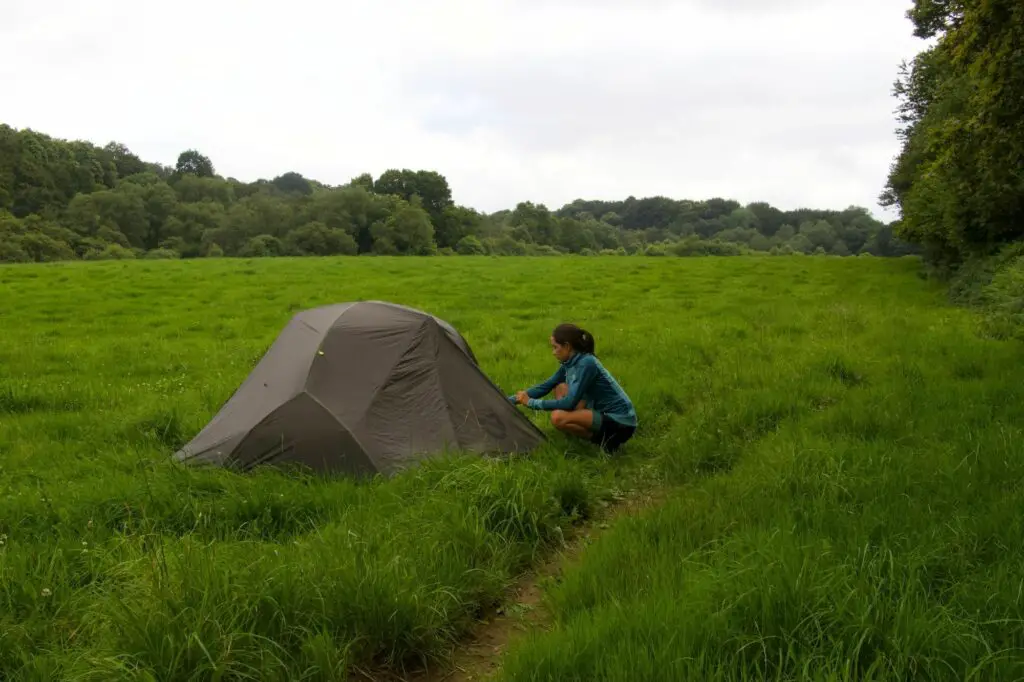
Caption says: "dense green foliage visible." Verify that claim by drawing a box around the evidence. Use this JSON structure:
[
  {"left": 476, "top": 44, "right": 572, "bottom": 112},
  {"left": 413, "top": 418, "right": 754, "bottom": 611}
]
[
  {"left": 0, "top": 123, "right": 913, "bottom": 263},
  {"left": 883, "top": 0, "right": 1024, "bottom": 268},
  {"left": 1, "top": 256, "right": 1021, "bottom": 680}
]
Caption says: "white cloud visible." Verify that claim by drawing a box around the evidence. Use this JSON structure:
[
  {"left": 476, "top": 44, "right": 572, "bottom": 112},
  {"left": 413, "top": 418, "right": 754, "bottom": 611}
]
[{"left": 0, "top": 0, "right": 924, "bottom": 218}]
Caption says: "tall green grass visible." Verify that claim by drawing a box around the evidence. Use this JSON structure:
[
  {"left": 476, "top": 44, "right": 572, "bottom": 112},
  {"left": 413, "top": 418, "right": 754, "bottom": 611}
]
[
  {"left": 2, "top": 254, "right": 1015, "bottom": 680},
  {"left": 498, "top": 259, "right": 1024, "bottom": 680}
]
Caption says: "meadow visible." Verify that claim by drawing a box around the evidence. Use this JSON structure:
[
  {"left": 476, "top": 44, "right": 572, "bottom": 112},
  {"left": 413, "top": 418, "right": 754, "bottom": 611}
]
[{"left": 1, "top": 255, "right": 1022, "bottom": 681}]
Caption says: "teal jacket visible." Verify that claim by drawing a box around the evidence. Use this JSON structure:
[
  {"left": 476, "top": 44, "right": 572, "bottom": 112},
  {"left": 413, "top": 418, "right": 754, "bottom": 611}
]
[{"left": 510, "top": 353, "right": 637, "bottom": 427}]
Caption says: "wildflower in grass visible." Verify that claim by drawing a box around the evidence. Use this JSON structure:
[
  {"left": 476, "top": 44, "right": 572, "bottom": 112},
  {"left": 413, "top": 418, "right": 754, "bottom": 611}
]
[{"left": 41, "top": 588, "right": 51, "bottom": 597}]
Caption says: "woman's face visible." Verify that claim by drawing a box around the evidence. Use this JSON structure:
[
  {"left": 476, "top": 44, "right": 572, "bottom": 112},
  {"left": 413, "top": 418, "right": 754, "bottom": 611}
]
[{"left": 550, "top": 336, "right": 573, "bottom": 363}]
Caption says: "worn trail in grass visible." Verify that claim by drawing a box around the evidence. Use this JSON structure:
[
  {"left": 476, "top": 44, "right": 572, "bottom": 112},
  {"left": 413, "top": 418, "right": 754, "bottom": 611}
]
[
  {"left": 386, "top": 487, "right": 664, "bottom": 682},
  {"left": 2, "top": 255, "right": 1015, "bottom": 680}
]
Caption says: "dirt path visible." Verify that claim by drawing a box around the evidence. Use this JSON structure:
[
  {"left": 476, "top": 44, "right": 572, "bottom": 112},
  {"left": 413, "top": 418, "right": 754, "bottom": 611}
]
[{"left": 361, "top": 487, "right": 662, "bottom": 682}]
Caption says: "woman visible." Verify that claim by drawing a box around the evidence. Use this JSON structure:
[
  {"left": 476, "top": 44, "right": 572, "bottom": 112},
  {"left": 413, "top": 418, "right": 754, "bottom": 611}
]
[{"left": 510, "top": 323, "right": 637, "bottom": 453}]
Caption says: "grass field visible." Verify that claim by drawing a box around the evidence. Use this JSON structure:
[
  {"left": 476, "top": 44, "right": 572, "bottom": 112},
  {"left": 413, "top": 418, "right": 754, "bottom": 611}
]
[{"left": 1, "top": 255, "right": 1022, "bottom": 681}]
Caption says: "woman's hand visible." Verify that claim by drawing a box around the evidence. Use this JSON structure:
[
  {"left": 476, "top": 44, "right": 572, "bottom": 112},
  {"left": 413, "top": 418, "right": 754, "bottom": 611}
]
[{"left": 515, "top": 391, "right": 530, "bottom": 405}]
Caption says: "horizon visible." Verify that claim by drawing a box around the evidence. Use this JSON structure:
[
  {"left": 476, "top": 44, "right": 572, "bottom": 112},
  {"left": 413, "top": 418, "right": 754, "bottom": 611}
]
[{"left": 2, "top": 0, "right": 926, "bottom": 222}]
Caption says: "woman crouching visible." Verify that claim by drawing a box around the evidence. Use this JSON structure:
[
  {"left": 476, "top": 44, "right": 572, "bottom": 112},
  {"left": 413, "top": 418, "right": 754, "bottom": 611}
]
[{"left": 510, "top": 323, "right": 637, "bottom": 453}]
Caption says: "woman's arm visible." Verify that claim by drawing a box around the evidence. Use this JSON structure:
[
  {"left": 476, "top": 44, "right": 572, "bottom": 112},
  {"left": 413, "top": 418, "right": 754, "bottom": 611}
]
[
  {"left": 508, "top": 365, "right": 566, "bottom": 403},
  {"left": 527, "top": 359, "right": 597, "bottom": 411},
  {"left": 526, "top": 366, "right": 567, "bottom": 399}
]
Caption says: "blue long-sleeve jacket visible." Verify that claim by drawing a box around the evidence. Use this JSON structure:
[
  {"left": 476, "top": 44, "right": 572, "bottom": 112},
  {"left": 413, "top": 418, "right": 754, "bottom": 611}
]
[{"left": 509, "top": 352, "right": 637, "bottom": 427}]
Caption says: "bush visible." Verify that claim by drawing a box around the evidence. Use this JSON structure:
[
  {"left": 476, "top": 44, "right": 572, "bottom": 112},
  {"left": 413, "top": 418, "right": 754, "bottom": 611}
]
[
  {"left": 0, "top": 239, "right": 31, "bottom": 263},
  {"left": 18, "top": 232, "right": 76, "bottom": 262},
  {"left": 526, "top": 244, "right": 562, "bottom": 257},
  {"left": 938, "top": 242, "right": 1024, "bottom": 340},
  {"left": 947, "top": 242, "right": 1024, "bottom": 308},
  {"left": 979, "top": 253, "right": 1024, "bottom": 340},
  {"left": 84, "top": 244, "right": 136, "bottom": 260},
  {"left": 455, "top": 235, "right": 486, "bottom": 255},
  {"left": 145, "top": 248, "right": 181, "bottom": 260},
  {"left": 239, "top": 235, "right": 283, "bottom": 258}
]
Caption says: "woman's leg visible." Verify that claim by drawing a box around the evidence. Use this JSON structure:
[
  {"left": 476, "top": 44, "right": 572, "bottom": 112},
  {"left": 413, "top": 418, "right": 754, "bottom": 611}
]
[
  {"left": 553, "top": 383, "right": 586, "bottom": 410},
  {"left": 550, "top": 409, "right": 594, "bottom": 438},
  {"left": 551, "top": 383, "right": 594, "bottom": 439}
]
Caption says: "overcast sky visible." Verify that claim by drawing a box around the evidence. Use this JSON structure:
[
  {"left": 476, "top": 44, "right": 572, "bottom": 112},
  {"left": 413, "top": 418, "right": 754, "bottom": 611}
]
[{"left": 2, "top": 0, "right": 925, "bottom": 219}]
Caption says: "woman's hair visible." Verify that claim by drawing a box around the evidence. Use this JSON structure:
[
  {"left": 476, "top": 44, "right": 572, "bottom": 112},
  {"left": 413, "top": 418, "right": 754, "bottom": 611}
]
[{"left": 552, "top": 323, "right": 595, "bottom": 355}]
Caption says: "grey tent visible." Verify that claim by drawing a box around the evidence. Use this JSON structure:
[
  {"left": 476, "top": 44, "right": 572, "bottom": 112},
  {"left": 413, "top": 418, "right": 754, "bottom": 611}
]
[{"left": 173, "top": 301, "right": 546, "bottom": 477}]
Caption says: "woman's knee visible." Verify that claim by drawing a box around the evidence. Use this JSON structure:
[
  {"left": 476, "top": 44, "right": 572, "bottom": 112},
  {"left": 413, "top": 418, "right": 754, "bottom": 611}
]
[
  {"left": 550, "top": 410, "right": 569, "bottom": 428},
  {"left": 554, "top": 383, "right": 585, "bottom": 409}
]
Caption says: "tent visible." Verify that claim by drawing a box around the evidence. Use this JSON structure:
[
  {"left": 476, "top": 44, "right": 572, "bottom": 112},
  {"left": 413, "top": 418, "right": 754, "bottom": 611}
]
[{"left": 172, "top": 301, "right": 546, "bottom": 476}]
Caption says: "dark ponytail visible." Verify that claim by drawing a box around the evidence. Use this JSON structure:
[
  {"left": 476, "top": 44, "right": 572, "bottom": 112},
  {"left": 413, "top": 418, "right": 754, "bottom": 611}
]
[{"left": 552, "top": 323, "right": 595, "bottom": 355}]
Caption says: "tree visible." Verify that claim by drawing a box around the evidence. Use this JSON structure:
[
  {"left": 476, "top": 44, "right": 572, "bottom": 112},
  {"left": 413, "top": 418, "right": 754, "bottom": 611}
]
[
  {"left": 775, "top": 224, "right": 796, "bottom": 241},
  {"left": 322, "top": 186, "right": 393, "bottom": 253},
  {"left": 65, "top": 188, "right": 148, "bottom": 247},
  {"left": 272, "top": 172, "right": 313, "bottom": 196},
  {"left": 164, "top": 201, "right": 226, "bottom": 256},
  {"left": 434, "top": 205, "right": 482, "bottom": 249},
  {"left": 103, "top": 142, "right": 147, "bottom": 179},
  {"left": 175, "top": 150, "right": 214, "bottom": 178},
  {"left": 788, "top": 234, "right": 814, "bottom": 254},
  {"left": 120, "top": 174, "right": 179, "bottom": 248},
  {"left": 882, "top": 0, "right": 1024, "bottom": 267},
  {"left": 726, "top": 207, "right": 759, "bottom": 231},
  {"left": 173, "top": 174, "right": 235, "bottom": 205},
  {"left": 746, "top": 202, "right": 785, "bottom": 236},
  {"left": 374, "top": 169, "right": 453, "bottom": 223},
  {"left": 285, "top": 222, "right": 357, "bottom": 256},
  {"left": 350, "top": 173, "right": 374, "bottom": 192},
  {"left": 510, "top": 202, "right": 559, "bottom": 245},
  {"left": 749, "top": 234, "right": 772, "bottom": 252},
  {"left": 800, "top": 220, "right": 837, "bottom": 251},
  {"left": 908, "top": 0, "right": 964, "bottom": 39},
  {"left": 370, "top": 201, "right": 435, "bottom": 255},
  {"left": 557, "top": 218, "right": 598, "bottom": 253},
  {"left": 619, "top": 196, "right": 681, "bottom": 230}
]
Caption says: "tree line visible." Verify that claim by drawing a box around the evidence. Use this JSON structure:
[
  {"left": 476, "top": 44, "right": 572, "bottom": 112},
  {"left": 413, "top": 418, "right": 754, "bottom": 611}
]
[
  {"left": 883, "top": 0, "right": 1024, "bottom": 271},
  {"left": 0, "top": 123, "right": 914, "bottom": 263}
]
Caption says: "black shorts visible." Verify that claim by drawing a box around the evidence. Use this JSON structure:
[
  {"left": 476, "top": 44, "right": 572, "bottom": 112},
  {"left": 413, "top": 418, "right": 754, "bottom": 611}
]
[{"left": 591, "top": 415, "right": 636, "bottom": 453}]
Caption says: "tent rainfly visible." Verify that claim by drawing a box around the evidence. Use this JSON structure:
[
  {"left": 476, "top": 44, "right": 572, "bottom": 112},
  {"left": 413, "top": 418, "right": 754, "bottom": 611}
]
[{"left": 173, "top": 301, "right": 546, "bottom": 476}]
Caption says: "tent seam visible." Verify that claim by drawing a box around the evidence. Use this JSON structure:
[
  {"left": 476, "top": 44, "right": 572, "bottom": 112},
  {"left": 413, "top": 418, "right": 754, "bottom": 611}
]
[
  {"left": 304, "top": 391, "right": 376, "bottom": 472},
  {"left": 298, "top": 307, "right": 345, "bottom": 390},
  {"left": 428, "top": 318, "right": 464, "bottom": 449},
  {"left": 355, "top": 317, "right": 426, "bottom": 432}
]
